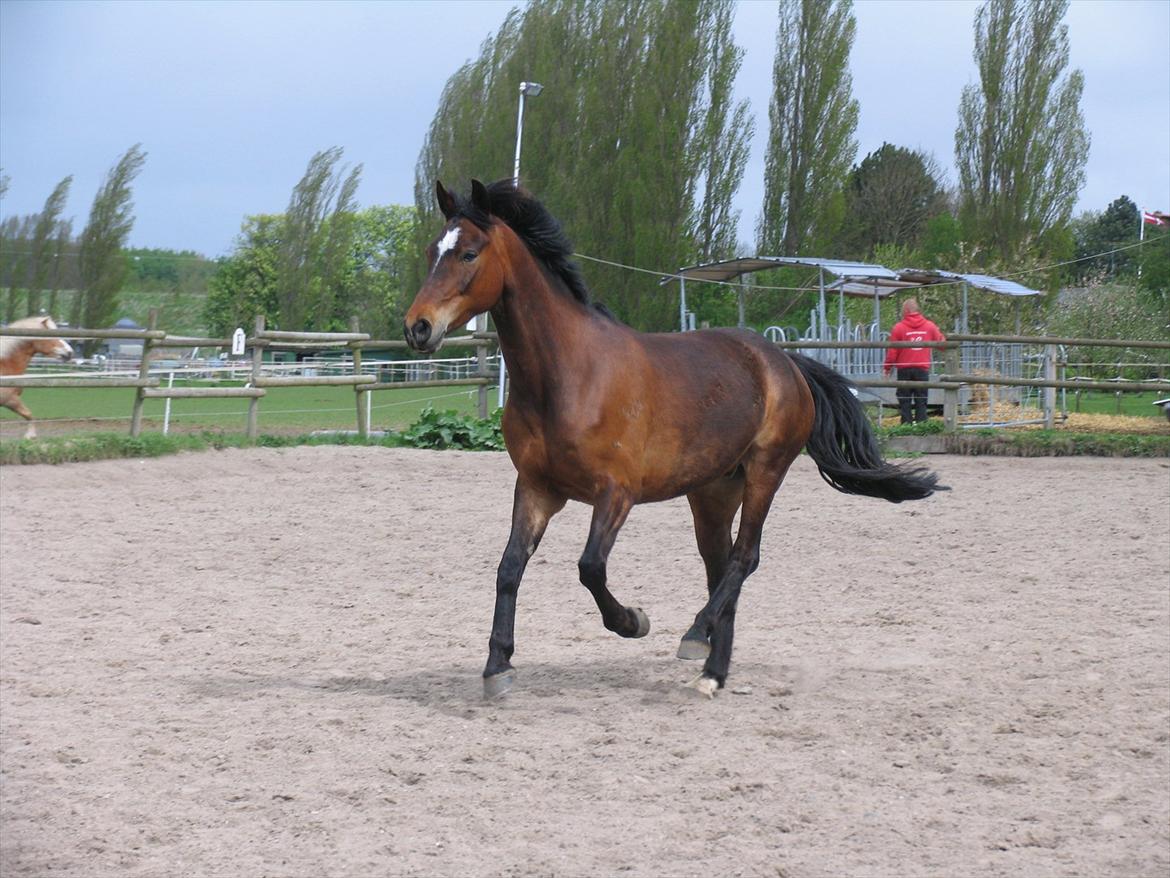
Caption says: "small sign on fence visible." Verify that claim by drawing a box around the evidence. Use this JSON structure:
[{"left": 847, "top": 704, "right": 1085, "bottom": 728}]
[{"left": 231, "top": 328, "right": 246, "bottom": 357}]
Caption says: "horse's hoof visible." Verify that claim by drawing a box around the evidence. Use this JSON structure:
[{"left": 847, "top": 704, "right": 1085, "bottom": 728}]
[
  {"left": 628, "top": 607, "right": 651, "bottom": 638},
  {"left": 676, "top": 636, "right": 710, "bottom": 661},
  {"left": 687, "top": 674, "right": 720, "bottom": 699},
  {"left": 483, "top": 669, "right": 516, "bottom": 699}
]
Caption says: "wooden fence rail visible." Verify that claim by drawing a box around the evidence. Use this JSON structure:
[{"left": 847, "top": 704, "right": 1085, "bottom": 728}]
[{"left": 3, "top": 316, "right": 1167, "bottom": 437}]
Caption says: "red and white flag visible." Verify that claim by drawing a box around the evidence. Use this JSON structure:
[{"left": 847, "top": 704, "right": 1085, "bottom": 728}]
[{"left": 1142, "top": 210, "right": 1168, "bottom": 226}]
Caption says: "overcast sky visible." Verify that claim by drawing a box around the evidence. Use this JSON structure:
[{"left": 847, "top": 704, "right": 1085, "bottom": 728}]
[{"left": 1, "top": 0, "right": 1167, "bottom": 260}]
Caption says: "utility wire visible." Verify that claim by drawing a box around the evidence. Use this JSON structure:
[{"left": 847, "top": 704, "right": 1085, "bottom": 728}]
[{"left": 577, "top": 234, "right": 1167, "bottom": 293}]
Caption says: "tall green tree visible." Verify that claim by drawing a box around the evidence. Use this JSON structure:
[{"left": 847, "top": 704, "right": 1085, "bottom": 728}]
[
  {"left": 955, "top": 0, "right": 1089, "bottom": 263},
  {"left": 691, "top": 0, "right": 754, "bottom": 263},
  {"left": 757, "top": 0, "right": 859, "bottom": 258},
  {"left": 204, "top": 215, "right": 283, "bottom": 336},
  {"left": 44, "top": 218, "right": 74, "bottom": 319},
  {"left": 277, "top": 147, "right": 362, "bottom": 331},
  {"left": 839, "top": 144, "right": 946, "bottom": 259},
  {"left": 414, "top": 0, "right": 751, "bottom": 331},
  {"left": 76, "top": 144, "right": 147, "bottom": 334},
  {"left": 1070, "top": 195, "right": 1138, "bottom": 282},
  {"left": 2, "top": 214, "right": 33, "bottom": 323},
  {"left": 350, "top": 204, "right": 419, "bottom": 336},
  {"left": 205, "top": 206, "right": 418, "bottom": 339},
  {"left": 26, "top": 175, "right": 73, "bottom": 316}
]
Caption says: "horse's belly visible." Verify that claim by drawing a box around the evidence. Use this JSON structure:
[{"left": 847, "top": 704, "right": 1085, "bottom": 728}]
[{"left": 635, "top": 421, "right": 754, "bottom": 502}]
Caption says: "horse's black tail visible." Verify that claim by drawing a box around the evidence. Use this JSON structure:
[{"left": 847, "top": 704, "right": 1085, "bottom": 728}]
[{"left": 790, "top": 353, "right": 945, "bottom": 503}]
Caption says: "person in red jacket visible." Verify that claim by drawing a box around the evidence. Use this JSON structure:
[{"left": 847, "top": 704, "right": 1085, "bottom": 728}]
[{"left": 883, "top": 298, "right": 946, "bottom": 424}]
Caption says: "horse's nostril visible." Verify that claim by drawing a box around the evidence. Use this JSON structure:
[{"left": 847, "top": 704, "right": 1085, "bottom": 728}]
[{"left": 411, "top": 319, "right": 431, "bottom": 344}]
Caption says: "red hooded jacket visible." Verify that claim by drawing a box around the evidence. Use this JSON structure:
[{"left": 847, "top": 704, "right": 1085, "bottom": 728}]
[{"left": 883, "top": 311, "right": 945, "bottom": 373}]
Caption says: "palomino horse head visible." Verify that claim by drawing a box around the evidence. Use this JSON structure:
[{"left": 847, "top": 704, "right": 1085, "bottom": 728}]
[
  {"left": 0, "top": 316, "right": 73, "bottom": 366},
  {"left": 404, "top": 179, "right": 507, "bottom": 353},
  {"left": 32, "top": 317, "right": 73, "bottom": 361}
]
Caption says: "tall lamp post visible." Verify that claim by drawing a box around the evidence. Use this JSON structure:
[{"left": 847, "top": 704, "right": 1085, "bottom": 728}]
[
  {"left": 499, "top": 80, "right": 544, "bottom": 408},
  {"left": 513, "top": 80, "right": 543, "bottom": 188}
]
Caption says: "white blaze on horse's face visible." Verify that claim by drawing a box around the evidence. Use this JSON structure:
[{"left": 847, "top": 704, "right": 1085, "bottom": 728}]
[{"left": 432, "top": 226, "right": 461, "bottom": 272}]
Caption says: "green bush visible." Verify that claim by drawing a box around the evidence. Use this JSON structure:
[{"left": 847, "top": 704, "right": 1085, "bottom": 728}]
[{"left": 399, "top": 406, "right": 505, "bottom": 451}]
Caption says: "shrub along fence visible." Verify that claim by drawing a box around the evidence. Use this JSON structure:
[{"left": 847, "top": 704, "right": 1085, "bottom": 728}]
[{"left": 3, "top": 315, "right": 1167, "bottom": 437}]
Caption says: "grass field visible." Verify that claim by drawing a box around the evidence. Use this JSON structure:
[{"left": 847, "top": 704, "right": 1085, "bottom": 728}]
[
  {"left": 0, "top": 382, "right": 497, "bottom": 437},
  {"left": 1064, "top": 388, "right": 1167, "bottom": 417}
]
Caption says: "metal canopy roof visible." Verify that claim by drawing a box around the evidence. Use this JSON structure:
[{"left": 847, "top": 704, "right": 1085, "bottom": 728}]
[
  {"left": 664, "top": 256, "right": 899, "bottom": 285},
  {"left": 826, "top": 277, "right": 922, "bottom": 299},
  {"left": 665, "top": 256, "right": 1042, "bottom": 298},
  {"left": 896, "top": 269, "right": 1042, "bottom": 298}
]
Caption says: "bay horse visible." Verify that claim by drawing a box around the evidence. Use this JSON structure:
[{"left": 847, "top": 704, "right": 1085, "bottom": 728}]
[
  {"left": 404, "top": 179, "right": 942, "bottom": 698},
  {"left": 1, "top": 316, "right": 74, "bottom": 439}
]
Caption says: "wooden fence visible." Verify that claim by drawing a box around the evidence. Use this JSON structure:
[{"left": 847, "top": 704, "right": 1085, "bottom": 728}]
[
  {"left": 3, "top": 317, "right": 1167, "bottom": 437},
  {"left": 0, "top": 312, "right": 495, "bottom": 438},
  {"left": 773, "top": 334, "right": 1170, "bottom": 429}
]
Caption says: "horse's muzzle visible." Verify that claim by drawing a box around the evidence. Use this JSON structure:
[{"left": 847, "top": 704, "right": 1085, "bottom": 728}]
[{"left": 404, "top": 318, "right": 441, "bottom": 353}]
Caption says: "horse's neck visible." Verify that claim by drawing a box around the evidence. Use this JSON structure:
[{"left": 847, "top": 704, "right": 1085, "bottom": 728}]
[
  {"left": 491, "top": 254, "right": 594, "bottom": 405},
  {"left": 0, "top": 341, "right": 35, "bottom": 376}
]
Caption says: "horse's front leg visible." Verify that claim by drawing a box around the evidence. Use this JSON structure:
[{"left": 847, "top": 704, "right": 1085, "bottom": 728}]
[
  {"left": 3, "top": 396, "right": 37, "bottom": 439},
  {"left": 483, "top": 478, "right": 564, "bottom": 698},
  {"left": 578, "top": 487, "right": 651, "bottom": 640}
]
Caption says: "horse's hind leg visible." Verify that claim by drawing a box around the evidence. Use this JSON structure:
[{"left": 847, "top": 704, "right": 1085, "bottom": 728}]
[
  {"left": 577, "top": 486, "right": 650, "bottom": 640},
  {"left": 678, "top": 472, "right": 744, "bottom": 662},
  {"left": 483, "top": 478, "right": 565, "bottom": 698},
  {"left": 686, "top": 449, "right": 801, "bottom": 696}
]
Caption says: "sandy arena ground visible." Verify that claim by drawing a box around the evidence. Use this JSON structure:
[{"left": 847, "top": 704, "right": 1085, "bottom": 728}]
[{"left": 1, "top": 448, "right": 1168, "bottom": 878}]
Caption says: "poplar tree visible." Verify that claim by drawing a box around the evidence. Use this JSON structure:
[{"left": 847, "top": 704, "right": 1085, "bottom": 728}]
[
  {"left": 277, "top": 147, "right": 362, "bottom": 331},
  {"left": 45, "top": 218, "right": 74, "bottom": 319},
  {"left": 414, "top": 0, "right": 751, "bottom": 331},
  {"left": 757, "top": 0, "right": 858, "bottom": 258},
  {"left": 955, "top": 0, "right": 1089, "bottom": 263},
  {"left": 26, "top": 175, "right": 73, "bottom": 316},
  {"left": 76, "top": 144, "right": 146, "bottom": 334}
]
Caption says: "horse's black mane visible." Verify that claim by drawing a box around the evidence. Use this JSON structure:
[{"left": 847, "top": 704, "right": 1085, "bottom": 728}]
[{"left": 453, "top": 180, "right": 612, "bottom": 318}]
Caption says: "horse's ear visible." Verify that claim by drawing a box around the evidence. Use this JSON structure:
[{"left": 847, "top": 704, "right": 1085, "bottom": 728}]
[
  {"left": 435, "top": 180, "right": 457, "bottom": 219},
  {"left": 470, "top": 179, "right": 492, "bottom": 215}
]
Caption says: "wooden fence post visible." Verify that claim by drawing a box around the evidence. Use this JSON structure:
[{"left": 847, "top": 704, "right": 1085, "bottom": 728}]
[
  {"left": 350, "top": 316, "right": 368, "bottom": 437},
  {"left": 475, "top": 313, "right": 488, "bottom": 419},
  {"left": 247, "top": 315, "right": 264, "bottom": 439},
  {"left": 1043, "top": 344, "right": 1056, "bottom": 429},
  {"left": 942, "top": 342, "right": 960, "bottom": 433},
  {"left": 129, "top": 309, "right": 158, "bottom": 437}
]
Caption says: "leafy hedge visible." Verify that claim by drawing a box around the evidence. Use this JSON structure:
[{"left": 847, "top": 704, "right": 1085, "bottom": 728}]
[
  {"left": 942, "top": 429, "right": 1169, "bottom": 457},
  {"left": 398, "top": 406, "right": 505, "bottom": 451}
]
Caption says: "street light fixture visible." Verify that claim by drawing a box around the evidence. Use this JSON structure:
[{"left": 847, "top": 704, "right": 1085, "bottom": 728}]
[{"left": 513, "top": 80, "right": 544, "bottom": 188}]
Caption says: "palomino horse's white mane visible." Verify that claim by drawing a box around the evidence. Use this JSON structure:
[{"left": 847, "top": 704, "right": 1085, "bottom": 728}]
[{"left": 0, "top": 316, "right": 61, "bottom": 360}]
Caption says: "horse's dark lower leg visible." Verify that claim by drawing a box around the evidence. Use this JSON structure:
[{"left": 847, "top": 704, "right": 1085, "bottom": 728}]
[
  {"left": 678, "top": 475, "right": 743, "bottom": 661},
  {"left": 577, "top": 488, "right": 649, "bottom": 639},
  {"left": 686, "top": 454, "right": 798, "bottom": 696},
  {"left": 483, "top": 480, "right": 564, "bottom": 697}
]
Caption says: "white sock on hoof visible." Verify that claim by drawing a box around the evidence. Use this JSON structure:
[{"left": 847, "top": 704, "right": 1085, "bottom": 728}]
[{"left": 687, "top": 675, "right": 719, "bottom": 699}]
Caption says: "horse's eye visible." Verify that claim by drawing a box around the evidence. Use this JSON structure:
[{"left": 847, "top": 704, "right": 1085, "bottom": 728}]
[{"left": 462, "top": 250, "right": 478, "bottom": 263}]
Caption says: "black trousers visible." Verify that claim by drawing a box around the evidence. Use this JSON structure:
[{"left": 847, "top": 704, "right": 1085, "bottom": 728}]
[{"left": 895, "top": 366, "right": 929, "bottom": 424}]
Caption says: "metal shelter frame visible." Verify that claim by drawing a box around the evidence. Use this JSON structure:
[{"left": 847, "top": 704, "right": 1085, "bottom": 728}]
[
  {"left": 663, "top": 256, "right": 898, "bottom": 337},
  {"left": 662, "top": 256, "right": 1042, "bottom": 335}
]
